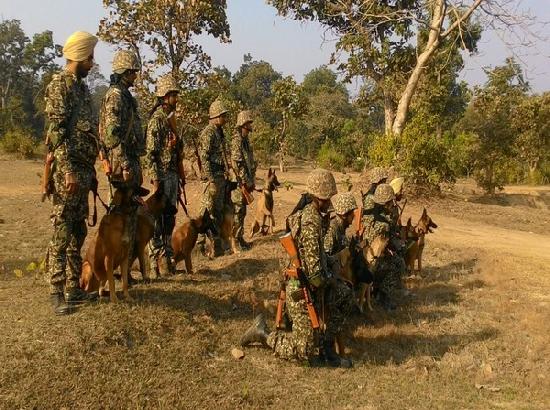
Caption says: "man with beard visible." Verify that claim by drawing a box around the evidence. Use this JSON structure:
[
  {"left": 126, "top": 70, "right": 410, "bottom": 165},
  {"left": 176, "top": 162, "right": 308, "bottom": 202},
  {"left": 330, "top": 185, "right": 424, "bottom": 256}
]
[{"left": 44, "top": 31, "right": 99, "bottom": 315}]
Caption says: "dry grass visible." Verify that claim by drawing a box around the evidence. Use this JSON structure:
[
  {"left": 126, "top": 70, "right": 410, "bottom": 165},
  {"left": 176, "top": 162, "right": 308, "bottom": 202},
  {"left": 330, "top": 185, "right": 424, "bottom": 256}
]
[{"left": 1, "top": 159, "right": 549, "bottom": 409}]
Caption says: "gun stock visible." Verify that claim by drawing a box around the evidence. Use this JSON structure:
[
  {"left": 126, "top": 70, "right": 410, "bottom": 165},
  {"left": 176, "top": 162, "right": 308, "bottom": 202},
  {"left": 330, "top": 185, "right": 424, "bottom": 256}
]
[
  {"left": 280, "top": 233, "right": 300, "bottom": 269},
  {"left": 353, "top": 207, "right": 364, "bottom": 237},
  {"left": 41, "top": 152, "right": 54, "bottom": 202},
  {"left": 275, "top": 281, "right": 286, "bottom": 329}
]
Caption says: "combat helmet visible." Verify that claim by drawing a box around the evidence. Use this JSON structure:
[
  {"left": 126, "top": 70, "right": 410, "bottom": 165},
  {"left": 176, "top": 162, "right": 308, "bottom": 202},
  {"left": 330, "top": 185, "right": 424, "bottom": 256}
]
[
  {"left": 332, "top": 192, "right": 357, "bottom": 215},
  {"left": 112, "top": 50, "right": 140, "bottom": 74},
  {"left": 306, "top": 168, "right": 337, "bottom": 200},
  {"left": 390, "top": 177, "right": 404, "bottom": 195},
  {"left": 236, "top": 110, "right": 253, "bottom": 127},
  {"left": 368, "top": 167, "right": 388, "bottom": 185},
  {"left": 373, "top": 183, "right": 395, "bottom": 205},
  {"left": 209, "top": 99, "right": 229, "bottom": 119},
  {"left": 155, "top": 74, "right": 179, "bottom": 97}
]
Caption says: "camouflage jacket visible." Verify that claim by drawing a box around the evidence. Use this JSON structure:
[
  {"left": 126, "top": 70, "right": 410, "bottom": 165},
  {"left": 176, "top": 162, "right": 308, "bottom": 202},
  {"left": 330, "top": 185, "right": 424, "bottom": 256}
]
[
  {"left": 230, "top": 129, "right": 256, "bottom": 186},
  {"left": 44, "top": 68, "right": 98, "bottom": 174},
  {"left": 99, "top": 83, "right": 144, "bottom": 173},
  {"left": 362, "top": 207, "right": 403, "bottom": 252},
  {"left": 287, "top": 202, "right": 330, "bottom": 288},
  {"left": 323, "top": 216, "right": 348, "bottom": 256},
  {"left": 199, "top": 123, "right": 227, "bottom": 181},
  {"left": 146, "top": 108, "right": 182, "bottom": 180}
]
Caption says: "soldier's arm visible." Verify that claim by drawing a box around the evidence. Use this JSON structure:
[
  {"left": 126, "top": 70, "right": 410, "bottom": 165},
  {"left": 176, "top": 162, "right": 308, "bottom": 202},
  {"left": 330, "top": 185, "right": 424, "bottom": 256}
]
[
  {"left": 103, "top": 90, "right": 131, "bottom": 169},
  {"left": 199, "top": 127, "right": 214, "bottom": 181},
  {"left": 146, "top": 116, "right": 162, "bottom": 181},
  {"left": 135, "top": 114, "right": 146, "bottom": 157},
  {"left": 44, "top": 75, "right": 75, "bottom": 173},
  {"left": 300, "top": 210, "right": 327, "bottom": 288},
  {"left": 231, "top": 134, "right": 248, "bottom": 182},
  {"left": 323, "top": 221, "right": 338, "bottom": 256}
]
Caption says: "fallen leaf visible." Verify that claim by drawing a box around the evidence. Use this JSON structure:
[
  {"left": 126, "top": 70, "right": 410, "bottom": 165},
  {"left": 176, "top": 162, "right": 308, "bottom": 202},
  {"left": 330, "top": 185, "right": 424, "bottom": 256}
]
[
  {"left": 475, "top": 384, "right": 501, "bottom": 392},
  {"left": 26, "top": 262, "right": 37, "bottom": 272},
  {"left": 14, "top": 269, "right": 23, "bottom": 278}
]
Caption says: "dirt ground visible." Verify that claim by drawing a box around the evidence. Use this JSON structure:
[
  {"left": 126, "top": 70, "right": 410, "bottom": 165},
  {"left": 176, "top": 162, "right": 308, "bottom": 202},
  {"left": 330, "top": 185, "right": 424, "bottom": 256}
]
[{"left": 1, "top": 158, "right": 549, "bottom": 410}]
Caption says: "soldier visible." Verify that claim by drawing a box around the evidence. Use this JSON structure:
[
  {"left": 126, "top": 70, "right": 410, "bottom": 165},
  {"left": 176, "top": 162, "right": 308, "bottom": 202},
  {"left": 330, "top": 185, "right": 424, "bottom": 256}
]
[
  {"left": 362, "top": 183, "right": 405, "bottom": 310},
  {"left": 146, "top": 74, "right": 182, "bottom": 276},
  {"left": 197, "top": 99, "right": 230, "bottom": 256},
  {"left": 240, "top": 169, "right": 353, "bottom": 368},
  {"left": 44, "top": 31, "right": 99, "bottom": 315},
  {"left": 324, "top": 192, "right": 357, "bottom": 256},
  {"left": 231, "top": 110, "right": 256, "bottom": 251},
  {"left": 360, "top": 166, "right": 388, "bottom": 213},
  {"left": 389, "top": 176, "right": 405, "bottom": 225},
  {"left": 99, "top": 50, "right": 144, "bottom": 283}
]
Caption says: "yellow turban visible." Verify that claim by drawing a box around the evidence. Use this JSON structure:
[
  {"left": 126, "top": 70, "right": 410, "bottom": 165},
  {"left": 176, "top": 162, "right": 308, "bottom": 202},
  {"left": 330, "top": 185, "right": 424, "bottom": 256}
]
[{"left": 63, "top": 31, "right": 98, "bottom": 62}]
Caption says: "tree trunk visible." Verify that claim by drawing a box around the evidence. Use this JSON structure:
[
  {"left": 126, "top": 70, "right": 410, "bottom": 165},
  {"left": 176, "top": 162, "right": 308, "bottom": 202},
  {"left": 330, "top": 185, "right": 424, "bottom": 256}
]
[
  {"left": 278, "top": 116, "right": 287, "bottom": 173},
  {"left": 392, "top": 0, "right": 445, "bottom": 137},
  {"left": 383, "top": 92, "right": 396, "bottom": 136}
]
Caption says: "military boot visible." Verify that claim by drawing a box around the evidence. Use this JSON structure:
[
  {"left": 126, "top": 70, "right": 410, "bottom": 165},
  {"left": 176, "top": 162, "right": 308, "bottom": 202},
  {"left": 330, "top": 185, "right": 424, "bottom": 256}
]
[
  {"left": 323, "top": 338, "right": 353, "bottom": 368},
  {"left": 240, "top": 314, "right": 270, "bottom": 347},
  {"left": 50, "top": 293, "right": 72, "bottom": 316},
  {"left": 65, "top": 287, "right": 96, "bottom": 305},
  {"left": 237, "top": 237, "right": 252, "bottom": 251}
]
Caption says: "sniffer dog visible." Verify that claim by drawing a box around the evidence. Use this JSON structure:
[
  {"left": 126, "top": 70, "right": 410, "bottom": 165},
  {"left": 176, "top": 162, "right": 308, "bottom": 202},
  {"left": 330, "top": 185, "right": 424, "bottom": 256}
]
[
  {"left": 404, "top": 208, "right": 438, "bottom": 274},
  {"left": 80, "top": 187, "right": 175, "bottom": 297},
  {"left": 334, "top": 235, "right": 389, "bottom": 313},
  {"left": 80, "top": 184, "right": 142, "bottom": 302},
  {"left": 250, "top": 168, "right": 280, "bottom": 237},
  {"left": 172, "top": 209, "right": 216, "bottom": 274}
]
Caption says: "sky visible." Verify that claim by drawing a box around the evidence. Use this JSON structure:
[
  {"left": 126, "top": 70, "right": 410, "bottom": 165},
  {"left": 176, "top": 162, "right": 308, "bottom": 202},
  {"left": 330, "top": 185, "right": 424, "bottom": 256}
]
[{"left": 1, "top": 0, "right": 549, "bottom": 94}]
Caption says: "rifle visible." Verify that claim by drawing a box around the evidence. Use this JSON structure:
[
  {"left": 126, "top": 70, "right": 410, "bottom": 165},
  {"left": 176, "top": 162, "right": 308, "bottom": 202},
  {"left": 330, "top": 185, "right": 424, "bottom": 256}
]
[
  {"left": 352, "top": 206, "right": 364, "bottom": 237},
  {"left": 167, "top": 111, "right": 188, "bottom": 212},
  {"left": 41, "top": 134, "right": 54, "bottom": 202},
  {"left": 220, "top": 132, "right": 254, "bottom": 205},
  {"left": 279, "top": 233, "right": 320, "bottom": 329}
]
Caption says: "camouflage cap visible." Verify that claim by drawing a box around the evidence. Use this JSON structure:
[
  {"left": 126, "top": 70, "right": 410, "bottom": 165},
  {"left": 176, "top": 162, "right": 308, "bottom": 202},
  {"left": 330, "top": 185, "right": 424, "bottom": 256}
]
[
  {"left": 368, "top": 167, "right": 388, "bottom": 184},
  {"left": 306, "top": 168, "right": 337, "bottom": 200},
  {"left": 155, "top": 74, "right": 179, "bottom": 97},
  {"left": 373, "top": 183, "right": 395, "bottom": 205},
  {"left": 390, "top": 177, "right": 404, "bottom": 195},
  {"left": 209, "top": 99, "right": 229, "bottom": 119},
  {"left": 236, "top": 110, "right": 253, "bottom": 127},
  {"left": 332, "top": 192, "right": 357, "bottom": 215},
  {"left": 112, "top": 50, "right": 140, "bottom": 74}
]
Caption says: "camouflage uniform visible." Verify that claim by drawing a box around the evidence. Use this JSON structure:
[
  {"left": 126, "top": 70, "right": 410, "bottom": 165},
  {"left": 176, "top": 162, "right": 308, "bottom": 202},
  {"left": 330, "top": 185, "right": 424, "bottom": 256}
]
[
  {"left": 360, "top": 167, "right": 388, "bottom": 213},
  {"left": 268, "top": 202, "right": 353, "bottom": 362},
  {"left": 324, "top": 216, "right": 348, "bottom": 256},
  {"left": 99, "top": 53, "right": 144, "bottom": 263},
  {"left": 44, "top": 68, "right": 98, "bottom": 294},
  {"left": 146, "top": 108, "right": 182, "bottom": 270},
  {"left": 230, "top": 121, "right": 256, "bottom": 244},
  {"left": 198, "top": 124, "right": 228, "bottom": 231}
]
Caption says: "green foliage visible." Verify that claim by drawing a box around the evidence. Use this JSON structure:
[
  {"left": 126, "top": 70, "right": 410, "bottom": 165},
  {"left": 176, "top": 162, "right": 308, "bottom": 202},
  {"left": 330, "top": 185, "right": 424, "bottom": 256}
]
[
  {"left": 0, "top": 128, "right": 37, "bottom": 158},
  {"left": 316, "top": 142, "right": 346, "bottom": 172}
]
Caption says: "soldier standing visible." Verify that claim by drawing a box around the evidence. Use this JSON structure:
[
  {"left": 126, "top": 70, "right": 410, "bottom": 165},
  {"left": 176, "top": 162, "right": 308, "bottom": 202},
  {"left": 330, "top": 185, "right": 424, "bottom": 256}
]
[
  {"left": 99, "top": 50, "right": 144, "bottom": 282},
  {"left": 198, "top": 99, "right": 230, "bottom": 256},
  {"left": 361, "top": 166, "right": 388, "bottom": 213},
  {"left": 44, "top": 31, "right": 99, "bottom": 315},
  {"left": 146, "top": 74, "right": 182, "bottom": 276},
  {"left": 240, "top": 169, "right": 352, "bottom": 368},
  {"left": 231, "top": 110, "right": 256, "bottom": 251}
]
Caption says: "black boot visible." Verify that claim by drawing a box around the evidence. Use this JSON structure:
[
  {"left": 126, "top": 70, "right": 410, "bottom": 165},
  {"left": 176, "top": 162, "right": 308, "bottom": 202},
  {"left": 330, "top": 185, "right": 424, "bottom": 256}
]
[
  {"left": 240, "top": 314, "right": 270, "bottom": 347},
  {"left": 323, "top": 338, "right": 353, "bottom": 368},
  {"left": 50, "top": 293, "right": 72, "bottom": 316},
  {"left": 238, "top": 237, "right": 252, "bottom": 251},
  {"left": 65, "top": 287, "right": 96, "bottom": 305}
]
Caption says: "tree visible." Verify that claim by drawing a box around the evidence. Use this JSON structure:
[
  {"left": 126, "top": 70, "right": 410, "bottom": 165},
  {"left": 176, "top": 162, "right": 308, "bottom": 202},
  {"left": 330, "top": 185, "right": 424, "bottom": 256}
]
[
  {"left": 271, "top": 76, "right": 307, "bottom": 172},
  {"left": 460, "top": 57, "right": 529, "bottom": 194},
  {"left": 268, "top": 0, "right": 523, "bottom": 137},
  {"left": 98, "top": 0, "right": 230, "bottom": 87}
]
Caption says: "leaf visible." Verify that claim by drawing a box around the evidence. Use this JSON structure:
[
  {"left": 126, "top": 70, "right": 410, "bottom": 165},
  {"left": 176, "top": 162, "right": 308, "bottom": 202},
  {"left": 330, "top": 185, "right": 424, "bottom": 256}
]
[
  {"left": 14, "top": 269, "right": 24, "bottom": 278},
  {"left": 26, "top": 262, "right": 37, "bottom": 272}
]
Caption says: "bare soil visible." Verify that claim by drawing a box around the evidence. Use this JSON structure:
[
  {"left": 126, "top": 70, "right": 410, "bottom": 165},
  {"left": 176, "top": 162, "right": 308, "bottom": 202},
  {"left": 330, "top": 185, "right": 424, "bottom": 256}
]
[{"left": 1, "top": 158, "right": 549, "bottom": 409}]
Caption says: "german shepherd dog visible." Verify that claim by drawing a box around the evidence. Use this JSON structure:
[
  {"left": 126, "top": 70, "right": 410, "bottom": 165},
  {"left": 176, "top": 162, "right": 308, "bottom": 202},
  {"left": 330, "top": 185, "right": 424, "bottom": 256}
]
[
  {"left": 404, "top": 208, "right": 438, "bottom": 274},
  {"left": 172, "top": 209, "right": 216, "bottom": 274},
  {"left": 250, "top": 168, "right": 280, "bottom": 237},
  {"left": 334, "top": 235, "right": 389, "bottom": 313},
  {"left": 80, "top": 186, "right": 174, "bottom": 297}
]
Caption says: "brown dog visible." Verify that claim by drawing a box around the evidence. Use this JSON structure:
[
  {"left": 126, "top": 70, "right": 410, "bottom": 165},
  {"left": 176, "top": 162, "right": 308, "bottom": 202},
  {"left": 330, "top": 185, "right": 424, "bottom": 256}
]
[
  {"left": 172, "top": 209, "right": 216, "bottom": 274},
  {"left": 250, "top": 168, "right": 280, "bottom": 237},
  {"left": 404, "top": 208, "right": 438, "bottom": 273},
  {"left": 80, "top": 185, "right": 139, "bottom": 302},
  {"left": 334, "top": 235, "right": 389, "bottom": 313}
]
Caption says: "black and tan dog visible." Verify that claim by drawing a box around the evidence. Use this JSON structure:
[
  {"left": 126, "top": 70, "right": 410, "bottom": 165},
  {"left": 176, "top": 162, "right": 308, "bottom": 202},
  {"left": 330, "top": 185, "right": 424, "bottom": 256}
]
[
  {"left": 172, "top": 209, "right": 216, "bottom": 274},
  {"left": 250, "top": 168, "right": 280, "bottom": 237},
  {"left": 404, "top": 208, "right": 438, "bottom": 274}
]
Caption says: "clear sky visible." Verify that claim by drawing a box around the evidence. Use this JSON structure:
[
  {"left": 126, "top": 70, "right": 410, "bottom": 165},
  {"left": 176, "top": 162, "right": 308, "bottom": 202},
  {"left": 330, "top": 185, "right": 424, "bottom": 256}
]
[{"left": 1, "top": 0, "right": 549, "bottom": 93}]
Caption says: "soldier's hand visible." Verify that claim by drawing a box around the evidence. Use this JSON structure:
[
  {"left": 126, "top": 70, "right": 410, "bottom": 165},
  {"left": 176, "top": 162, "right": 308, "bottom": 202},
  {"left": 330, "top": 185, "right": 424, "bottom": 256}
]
[
  {"left": 65, "top": 172, "right": 78, "bottom": 194},
  {"left": 122, "top": 168, "right": 132, "bottom": 182}
]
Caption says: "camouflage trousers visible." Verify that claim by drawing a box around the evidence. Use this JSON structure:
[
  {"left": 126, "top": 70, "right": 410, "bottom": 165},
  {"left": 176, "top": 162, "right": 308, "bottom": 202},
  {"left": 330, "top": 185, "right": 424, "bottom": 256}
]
[
  {"left": 199, "top": 177, "right": 227, "bottom": 228},
  {"left": 148, "top": 171, "right": 178, "bottom": 270},
  {"left": 321, "top": 279, "right": 354, "bottom": 341},
  {"left": 267, "top": 278, "right": 317, "bottom": 363},
  {"left": 47, "top": 168, "right": 93, "bottom": 294},
  {"left": 231, "top": 188, "right": 247, "bottom": 241},
  {"left": 374, "top": 254, "right": 406, "bottom": 301}
]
